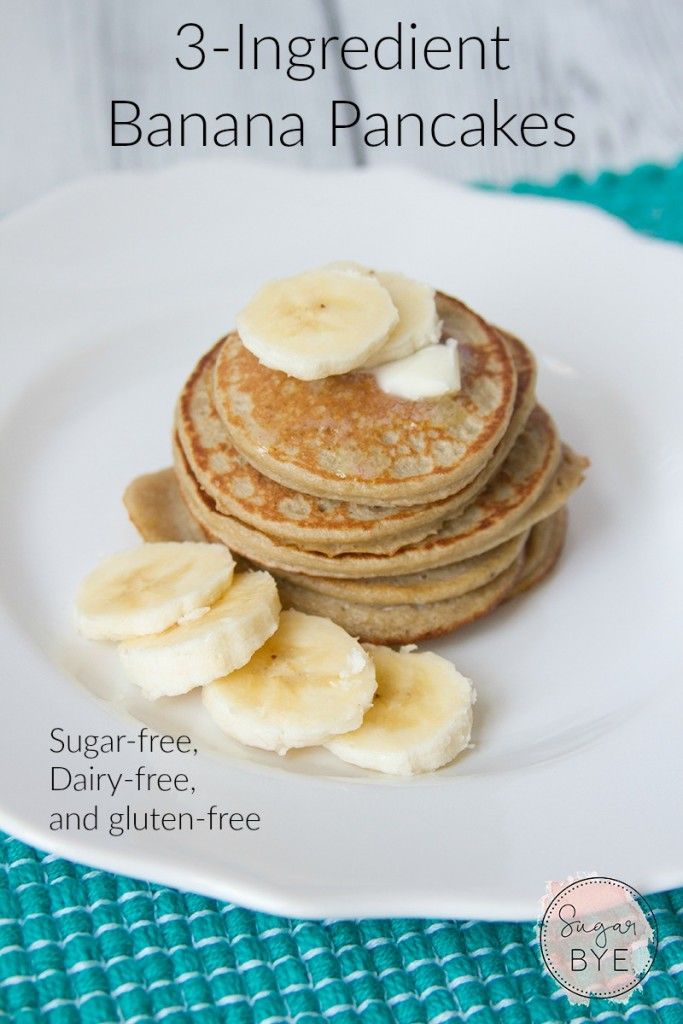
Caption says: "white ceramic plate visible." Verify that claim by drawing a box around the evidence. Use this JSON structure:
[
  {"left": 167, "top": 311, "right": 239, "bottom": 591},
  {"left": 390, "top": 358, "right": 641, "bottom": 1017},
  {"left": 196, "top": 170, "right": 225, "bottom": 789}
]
[{"left": 0, "top": 162, "right": 681, "bottom": 920}]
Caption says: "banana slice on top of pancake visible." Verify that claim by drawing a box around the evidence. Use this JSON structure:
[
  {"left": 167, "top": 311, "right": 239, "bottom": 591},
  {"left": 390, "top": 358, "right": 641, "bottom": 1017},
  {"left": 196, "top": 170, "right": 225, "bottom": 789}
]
[
  {"left": 329, "top": 263, "right": 443, "bottom": 366},
  {"left": 364, "top": 271, "right": 444, "bottom": 366},
  {"left": 236, "top": 267, "right": 399, "bottom": 380},
  {"left": 236, "top": 265, "right": 447, "bottom": 381}
]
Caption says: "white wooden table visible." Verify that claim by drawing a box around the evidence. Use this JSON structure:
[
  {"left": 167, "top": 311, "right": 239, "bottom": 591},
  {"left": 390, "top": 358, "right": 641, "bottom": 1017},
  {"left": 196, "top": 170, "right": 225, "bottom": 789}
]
[{"left": 2, "top": 0, "right": 682, "bottom": 215}]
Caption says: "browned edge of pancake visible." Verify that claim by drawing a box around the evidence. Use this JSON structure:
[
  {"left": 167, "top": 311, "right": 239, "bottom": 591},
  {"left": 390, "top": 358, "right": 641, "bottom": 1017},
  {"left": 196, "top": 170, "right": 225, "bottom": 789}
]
[
  {"left": 277, "top": 555, "right": 523, "bottom": 646},
  {"left": 272, "top": 531, "right": 528, "bottom": 606},
  {"left": 123, "top": 468, "right": 206, "bottom": 543},
  {"left": 507, "top": 506, "right": 569, "bottom": 600}
]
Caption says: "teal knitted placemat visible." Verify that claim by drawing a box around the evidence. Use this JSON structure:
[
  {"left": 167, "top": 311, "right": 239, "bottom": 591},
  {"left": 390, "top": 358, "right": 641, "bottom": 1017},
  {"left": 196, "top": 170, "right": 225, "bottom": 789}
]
[
  {"left": 2, "top": 160, "right": 682, "bottom": 1024},
  {"left": 499, "top": 158, "right": 683, "bottom": 243}
]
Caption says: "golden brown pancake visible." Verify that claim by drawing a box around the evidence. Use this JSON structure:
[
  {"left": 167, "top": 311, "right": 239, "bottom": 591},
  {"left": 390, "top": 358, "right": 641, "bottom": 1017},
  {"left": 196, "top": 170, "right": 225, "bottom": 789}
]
[
  {"left": 212, "top": 293, "right": 518, "bottom": 505},
  {"left": 176, "top": 344, "right": 439, "bottom": 554},
  {"left": 277, "top": 511, "right": 569, "bottom": 643},
  {"left": 174, "top": 398, "right": 562, "bottom": 557},
  {"left": 273, "top": 532, "right": 528, "bottom": 606},
  {"left": 507, "top": 507, "right": 569, "bottom": 599},
  {"left": 124, "top": 466, "right": 527, "bottom": 601},
  {"left": 171, "top": 411, "right": 582, "bottom": 579},
  {"left": 123, "top": 469, "right": 206, "bottom": 542},
  {"left": 175, "top": 329, "right": 537, "bottom": 552},
  {"left": 122, "top": 472, "right": 575, "bottom": 644},
  {"left": 277, "top": 558, "right": 523, "bottom": 645}
]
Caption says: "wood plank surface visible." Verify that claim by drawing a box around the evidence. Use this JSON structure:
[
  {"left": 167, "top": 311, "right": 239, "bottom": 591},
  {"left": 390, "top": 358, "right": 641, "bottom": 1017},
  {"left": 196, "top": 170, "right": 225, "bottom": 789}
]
[
  {"left": 330, "top": 0, "right": 683, "bottom": 181},
  {"left": 0, "top": 0, "right": 356, "bottom": 214},
  {"left": 1, "top": 0, "right": 682, "bottom": 214}
]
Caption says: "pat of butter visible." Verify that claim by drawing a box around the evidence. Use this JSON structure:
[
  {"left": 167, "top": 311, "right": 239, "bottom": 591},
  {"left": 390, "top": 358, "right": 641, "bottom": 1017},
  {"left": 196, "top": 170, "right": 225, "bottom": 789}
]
[{"left": 369, "top": 339, "right": 460, "bottom": 400}]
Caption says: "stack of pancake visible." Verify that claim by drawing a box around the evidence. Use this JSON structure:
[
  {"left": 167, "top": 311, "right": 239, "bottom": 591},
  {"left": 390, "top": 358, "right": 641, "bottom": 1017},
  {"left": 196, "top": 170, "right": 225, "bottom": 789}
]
[{"left": 125, "top": 293, "right": 588, "bottom": 644}]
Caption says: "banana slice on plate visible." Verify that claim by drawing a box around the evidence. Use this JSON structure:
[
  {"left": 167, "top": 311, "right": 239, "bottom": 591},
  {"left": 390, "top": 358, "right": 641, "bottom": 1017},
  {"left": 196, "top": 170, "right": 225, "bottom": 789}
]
[
  {"left": 326, "top": 645, "right": 475, "bottom": 776},
  {"left": 202, "top": 609, "right": 377, "bottom": 755},
  {"left": 236, "top": 268, "right": 398, "bottom": 380},
  {"left": 75, "top": 542, "right": 235, "bottom": 641},
  {"left": 120, "top": 571, "right": 280, "bottom": 698}
]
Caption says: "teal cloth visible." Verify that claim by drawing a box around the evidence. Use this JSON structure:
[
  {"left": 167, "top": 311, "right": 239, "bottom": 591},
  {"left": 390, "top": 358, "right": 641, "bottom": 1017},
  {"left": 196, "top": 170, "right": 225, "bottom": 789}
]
[
  {"left": 2, "top": 160, "right": 682, "bottom": 1023},
  {"left": 496, "top": 158, "right": 683, "bottom": 243}
]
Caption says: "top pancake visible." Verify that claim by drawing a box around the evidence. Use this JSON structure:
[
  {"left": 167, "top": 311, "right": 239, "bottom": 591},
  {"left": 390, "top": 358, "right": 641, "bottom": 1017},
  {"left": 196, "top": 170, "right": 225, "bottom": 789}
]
[
  {"left": 175, "top": 331, "right": 536, "bottom": 552},
  {"left": 212, "top": 292, "right": 517, "bottom": 505}
]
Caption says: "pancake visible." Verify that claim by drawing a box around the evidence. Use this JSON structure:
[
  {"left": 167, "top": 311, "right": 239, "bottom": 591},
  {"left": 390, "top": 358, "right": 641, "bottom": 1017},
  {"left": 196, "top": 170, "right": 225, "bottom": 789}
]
[
  {"left": 174, "top": 397, "right": 562, "bottom": 557},
  {"left": 277, "top": 557, "right": 522, "bottom": 645},
  {"left": 212, "top": 292, "right": 518, "bottom": 505},
  {"left": 175, "top": 330, "right": 537, "bottom": 552},
  {"left": 173, "top": 413, "right": 584, "bottom": 579},
  {"left": 124, "top": 466, "right": 529, "bottom": 600},
  {"left": 507, "top": 507, "right": 568, "bottom": 599},
  {"left": 122, "top": 470, "right": 570, "bottom": 644},
  {"left": 175, "top": 344, "right": 439, "bottom": 555},
  {"left": 274, "top": 532, "right": 528, "bottom": 605},
  {"left": 278, "top": 511, "right": 568, "bottom": 643},
  {"left": 123, "top": 469, "right": 206, "bottom": 542}
]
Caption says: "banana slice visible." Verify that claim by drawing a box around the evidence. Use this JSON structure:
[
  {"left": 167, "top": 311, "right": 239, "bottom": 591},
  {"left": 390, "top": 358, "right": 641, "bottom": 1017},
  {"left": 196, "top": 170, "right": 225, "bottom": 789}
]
[
  {"left": 119, "top": 571, "right": 280, "bottom": 698},
  {"left": 75, "top": 542, "right": 235, "bottom": 641},
  {"left": 326, "top": 645, "right": 475, "bottom": 775},
  {"left": 202, "top": 609, "right": 377, "bottom": 755},
  {"left": 364, "top": 271, "right": 442, "bottom": 367},
  {"left": 324, "top": 260, "right": 368, "bottom": 276},
  {"left": 326, "top": 264, "right": 443, "bottom": 367},
  {"left": 236, "top": 268, "right": 398, "bottom": 380}
]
